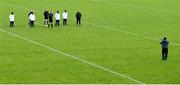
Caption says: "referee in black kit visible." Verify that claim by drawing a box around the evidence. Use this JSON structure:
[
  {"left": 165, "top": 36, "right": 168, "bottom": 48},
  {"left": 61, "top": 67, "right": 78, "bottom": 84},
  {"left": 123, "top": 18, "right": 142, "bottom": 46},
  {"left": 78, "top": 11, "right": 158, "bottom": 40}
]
[
  {"left": 76, "top": 11, "right": 82, "bottom": 26},
  {"left": 48, "top": 11, "right": 53, "bottom": 28},
  {"left": 44, "top": 10, "right": 49, "bottom": 26}
]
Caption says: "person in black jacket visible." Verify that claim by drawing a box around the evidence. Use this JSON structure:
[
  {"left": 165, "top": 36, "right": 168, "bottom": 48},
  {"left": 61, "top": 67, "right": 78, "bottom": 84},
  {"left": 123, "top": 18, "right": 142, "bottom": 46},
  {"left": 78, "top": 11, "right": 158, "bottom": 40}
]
[
  {"left": 48, "top": 11, "right": 53, "bottom": 28},
  {"left": 160, "top": 37, "right": 170, "bottom": 61},
  {"left": 76, "top": 11, "right": 82, "bottom": 26},
  {"left": 44, "top": 10, "right": 49, "bottom": 26}
]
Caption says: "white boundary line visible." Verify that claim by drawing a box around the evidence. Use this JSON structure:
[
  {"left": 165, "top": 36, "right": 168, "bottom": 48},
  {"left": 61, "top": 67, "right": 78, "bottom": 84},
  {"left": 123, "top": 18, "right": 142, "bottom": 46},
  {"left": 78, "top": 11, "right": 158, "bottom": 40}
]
[
  {"left": 0, "top": 27, "right": 144, "bottom": 84},
  {"left": 113, "top": 2, "right": 180, "bottom": 14},
  {"left": 0, "top": 1, "right": 179, "bottom": 84},
  {"left": 84, "top": 22, "right": 180, "bottom": 46},
  {"left": 1, "top": 2, "right": 180, "bottom": 46}
]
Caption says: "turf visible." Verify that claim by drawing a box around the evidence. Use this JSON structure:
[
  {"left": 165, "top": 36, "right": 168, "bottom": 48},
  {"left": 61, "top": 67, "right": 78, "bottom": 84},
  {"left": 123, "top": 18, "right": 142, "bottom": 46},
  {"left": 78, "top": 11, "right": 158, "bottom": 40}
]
[{"left": 0, "top": 0, "right": 180, "bottom": 84}]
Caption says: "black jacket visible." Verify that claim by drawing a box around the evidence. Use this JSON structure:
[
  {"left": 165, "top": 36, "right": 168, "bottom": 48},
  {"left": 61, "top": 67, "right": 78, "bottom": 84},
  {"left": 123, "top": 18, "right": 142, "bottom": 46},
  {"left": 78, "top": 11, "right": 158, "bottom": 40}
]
[{"left": 76, "top": 12, "right": 82, "bottom": 19}]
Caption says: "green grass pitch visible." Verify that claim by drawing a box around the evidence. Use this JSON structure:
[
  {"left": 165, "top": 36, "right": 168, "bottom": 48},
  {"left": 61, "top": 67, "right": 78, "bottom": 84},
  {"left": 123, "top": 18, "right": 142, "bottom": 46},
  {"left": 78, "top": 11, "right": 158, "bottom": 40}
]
[{"left": 0, "top": 0, "right": 180, "bottom": 84}]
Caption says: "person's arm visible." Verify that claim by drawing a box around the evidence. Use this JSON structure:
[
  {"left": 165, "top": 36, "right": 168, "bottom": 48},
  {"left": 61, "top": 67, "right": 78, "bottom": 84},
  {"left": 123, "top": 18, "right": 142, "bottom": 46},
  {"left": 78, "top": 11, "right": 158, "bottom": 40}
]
[
  {"left": 9, "top": 15, "right": 11, "bottom": 20},
  {"left": 160, "top": 41, "right": 162, "bottom": 44}
]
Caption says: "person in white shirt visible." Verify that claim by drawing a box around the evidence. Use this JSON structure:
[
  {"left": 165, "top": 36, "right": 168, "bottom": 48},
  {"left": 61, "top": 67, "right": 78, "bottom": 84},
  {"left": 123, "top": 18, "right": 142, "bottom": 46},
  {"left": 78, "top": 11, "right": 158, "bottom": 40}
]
[
  {"left": 29, "top": 12, "right": 35, "bottom": 28},
  {"left": 55, "top": 11, "right": 60, "bottom": 26},
  {"left": 62, "top": 10, "right": 68, "bottom": 26},
  {"left": 9, "top": 12, "right": 14, "bottom": 27}
]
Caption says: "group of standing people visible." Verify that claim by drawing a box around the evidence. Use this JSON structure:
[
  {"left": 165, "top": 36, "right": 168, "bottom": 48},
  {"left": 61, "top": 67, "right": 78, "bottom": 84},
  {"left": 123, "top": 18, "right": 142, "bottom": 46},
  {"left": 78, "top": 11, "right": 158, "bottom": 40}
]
[
  {"left": 9, "top": 10, "right": 171, "bottom": 62},
  {"left": 9, "top": 10, "right": 82, "bottom": 28},
  {"left": 43, "top": 10, "right": 70, "bottom": 28}
]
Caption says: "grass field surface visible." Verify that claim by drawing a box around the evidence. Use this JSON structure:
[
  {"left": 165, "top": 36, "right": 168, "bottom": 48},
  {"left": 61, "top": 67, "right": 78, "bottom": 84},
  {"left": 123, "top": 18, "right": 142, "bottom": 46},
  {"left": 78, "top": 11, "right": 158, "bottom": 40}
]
[{"left": 0, "top": 0, "right": 180, "bottom": 84}]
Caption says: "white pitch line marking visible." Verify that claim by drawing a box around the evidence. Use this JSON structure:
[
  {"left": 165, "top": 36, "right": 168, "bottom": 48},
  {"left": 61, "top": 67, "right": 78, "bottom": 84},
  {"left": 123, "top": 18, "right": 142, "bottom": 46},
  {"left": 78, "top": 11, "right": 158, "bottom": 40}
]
[
  {"left": 83, "top": 22, "right": 180, "bottom": 46},
  {"left": 1, "top": 2, "right": 180, "bottom": 46},
  {"left": 0, "top": 27, "right": 145, "bottom": 84}
]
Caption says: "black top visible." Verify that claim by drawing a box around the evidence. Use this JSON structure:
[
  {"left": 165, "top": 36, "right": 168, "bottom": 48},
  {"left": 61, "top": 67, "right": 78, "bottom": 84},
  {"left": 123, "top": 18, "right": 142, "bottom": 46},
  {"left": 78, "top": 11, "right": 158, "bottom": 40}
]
[
  {"left": 49, "top": 13, "right": 53, "bottom": 22},
  {"left": 160, "top": 40, "right": 169, "bottom": 48},
  {"left": 76, "top": 12, "right": 82, "bottom": 19},
  {"left": 44, "top": 11, "right": 49, "bottom": 19}
]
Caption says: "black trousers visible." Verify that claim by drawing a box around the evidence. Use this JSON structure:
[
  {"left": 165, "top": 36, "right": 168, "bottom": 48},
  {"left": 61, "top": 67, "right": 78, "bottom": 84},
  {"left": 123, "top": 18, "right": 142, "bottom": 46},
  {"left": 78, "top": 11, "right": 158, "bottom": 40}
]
[
  {"left": 162, "top": 48, "right": 168, "bottom": 61},
  {"left": 55, "top": 20, "right": 60, "bottom": 26},
  {"left": 76, "top": 18, "right": 81, "bottom": 26},
  {"left": 10, "top": 21, "right": 14, "bottom": 27},
  {"left": 30, "top": 21, "right": 34, "bottom": 28},
  {"left": 63, "top": 19, "right": 67, "bottom": 26}
]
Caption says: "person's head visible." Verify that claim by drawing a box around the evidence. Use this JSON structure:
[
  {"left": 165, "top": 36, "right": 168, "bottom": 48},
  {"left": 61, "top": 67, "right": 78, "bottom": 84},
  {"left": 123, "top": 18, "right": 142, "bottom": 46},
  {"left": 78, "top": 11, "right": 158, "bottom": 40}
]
[
  {"left": 31, "top": 12, "right": 34, "bottom": 14},
  {"left": 164, "top": 37, "right": 167, "bottom": 40},
  {"left": 57, "top": 11, "right": 59, "bottom": 13},
  {"left": 64, "top": 10, "right": 67, "bottom": 12},
  {"left": 11, "top": 12, "right": 14, "bottom": 15}
]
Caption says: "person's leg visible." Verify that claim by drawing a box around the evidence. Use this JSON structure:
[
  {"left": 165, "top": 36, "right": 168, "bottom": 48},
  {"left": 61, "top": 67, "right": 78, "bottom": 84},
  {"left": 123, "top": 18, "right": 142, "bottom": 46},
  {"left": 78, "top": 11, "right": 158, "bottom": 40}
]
[
  {"left": 48, "top": 22, "right": 50, "bottom": 28},
  {"left": 63, "top": 19, "right": 65, "bottom": 25},
  {"left": 46, "top": 20, "right": 49, "bottom": 26},
  {"left": 76, "top": 19, "right": 78, "bottom": 26},
  {"left": 65, "top": 19, "right": 67, "bottom": 25},
  {"left": 58, "top": 20, "right": 60, "bottom": 26},
  {"left": 12, "top": 21, "right": 14, "bottom": 27},
  {"left": 79, "top": 19, "right": 81, "bottom": 26},
  {"left": 29, "top": 20, "right": 31, "bottom": 27},
  {"left": 45, "top": 19, "right": 48, "bottom": 25},
  {"left": 165, "top": 48, "right": 168, "bottom": 61},
  {"left": 51, "top": 22, "right": 53, "bottom": 28},
  {"left": 65, "top": 19, "right": 67, "bottom": 26},
  {"left": 55, "top": 20, "right": 57, "bottom": 26},
  {"left": 10, "top": 22, "right": 12, "bottom": 27},
  {"left": 162, "top": 48, "right": 164, "bottom": 60},
  {"left": 162, "top": 48, "right": 165, "bottom": 61},
  {"left": 30, "top": 21, "right": 32, "bottom": 27},
  {"left": 44, "top": 19, "right": 46, "bottom": 25},
  {"left": 32, "top": 21, "right": 34, "bottom": 28},
  {"left": 66, "top": 19, "right": 68, "bottom": 25}
]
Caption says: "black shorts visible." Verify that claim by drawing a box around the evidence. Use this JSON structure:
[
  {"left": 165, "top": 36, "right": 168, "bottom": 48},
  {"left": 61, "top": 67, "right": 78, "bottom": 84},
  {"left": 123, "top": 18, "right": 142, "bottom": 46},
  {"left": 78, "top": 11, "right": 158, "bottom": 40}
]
[
  {"left": 49, "top": 20, "right": 53, "bottom": 22},
  {"left": 44, "top": 16, "right": 48, "bottom": 19}
]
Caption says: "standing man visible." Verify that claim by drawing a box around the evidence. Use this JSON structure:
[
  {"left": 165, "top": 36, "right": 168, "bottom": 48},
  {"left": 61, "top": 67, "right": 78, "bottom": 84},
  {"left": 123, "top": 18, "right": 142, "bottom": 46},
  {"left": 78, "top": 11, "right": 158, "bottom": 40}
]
[
  {"left": 62, "top": 10, "right": 68, "bottom": 26},
  {"left": 160, "top": 37, "right": 169, "bottom": 61},
  {"left": 27, "top": 11, "right": 32, "bottom": 27},
  {"left": 44, "top": 10, "right": 49, "bottom": 26},
  {"left": 29, "top": 12, "right": 35, "bottom": 28},
  {"left": 9, "top": 12, "right": 15, "bottom": 27},
  {"left": 76, "top": 11, "right": 82, "bottom": 26},
  {"left": 48, "top": 11, "right": 53, "bottom": 28},
  {"left": 55, "top": 11, "right": 60, "bottom": 27}
]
